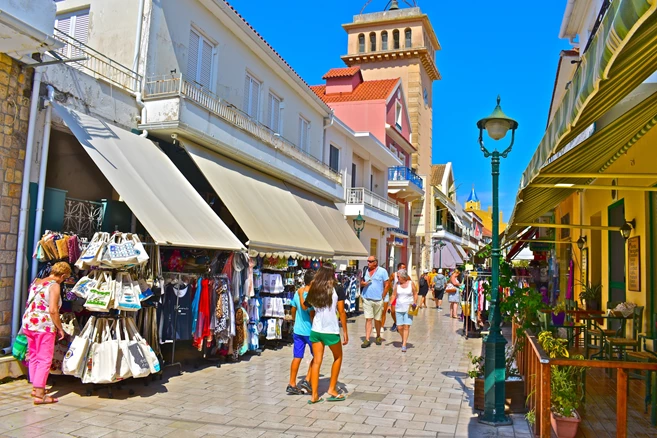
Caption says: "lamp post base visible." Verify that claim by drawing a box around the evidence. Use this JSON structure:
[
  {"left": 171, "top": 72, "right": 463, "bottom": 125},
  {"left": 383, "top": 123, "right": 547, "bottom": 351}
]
[{"left": 478, "top": 412, "right": 513, "bottom": 426}]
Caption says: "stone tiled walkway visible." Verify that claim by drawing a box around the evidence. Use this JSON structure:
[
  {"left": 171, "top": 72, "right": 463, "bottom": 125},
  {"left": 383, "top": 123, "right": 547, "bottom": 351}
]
[{"left": 0, "top": 307, "right": 531, "bottom": 437}]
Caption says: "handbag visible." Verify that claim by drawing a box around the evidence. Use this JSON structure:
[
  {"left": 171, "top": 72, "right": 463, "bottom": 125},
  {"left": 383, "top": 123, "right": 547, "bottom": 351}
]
[
  {"left": 84, "top": 273, "right": 114, "bottom": 312},
  {"left": 116, "top": 273, "right": 141, "bottom": 312},
  {"left": 445, "top": 282, "right": 457, "bottom": 293},
  {"left": 13, "top": 286, "right": 43, "bottom": 361},
  {"left": 76, "top": 232, "right": 109, "bottom": 269},
  {"left": 127, "top": 318, "right": 160, "bottom": 374},
  {"left": 63, "top": 316, "right": 96, "bottom": 377},
  {"left": 121, "top": 318, "right": 150, "bottom": 378},
  {"left": 408, "top": 304, "right": 419, "bottom": 316},
  {"left": 55, "top": 236, "right": 69, "bottom": 260}
]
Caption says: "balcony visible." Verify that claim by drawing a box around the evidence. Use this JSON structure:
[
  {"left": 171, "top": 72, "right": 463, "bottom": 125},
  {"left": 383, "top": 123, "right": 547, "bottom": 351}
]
[
  {"left": 140, "top": 74, "right": 343, "bottom": 201},
  {"left": 388, "top": 167, "right": 424, "bottom": 201},
  {"left": 344, "top": 187, "right": 400, "bottom": 228},
  {"left": 387, "top": 227, "right": 409, "bottom": 238},
  {"left": 433, "top": 225, "right": 463, "bottom": 244},
  {"left": 0, "top": 0, "right": 62, "bottom": 60}
]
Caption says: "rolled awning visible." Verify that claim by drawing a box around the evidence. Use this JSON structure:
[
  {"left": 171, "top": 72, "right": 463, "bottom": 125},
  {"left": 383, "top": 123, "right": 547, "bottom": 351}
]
[
  {"left": 52, "top": 103, "right": 245, "bottom": 251},
  {"left": 181, "top": 140, "right": 334, "bottom": 258},
  {"left": 454, "top": 244, "right": 468, "bottom": 260},
  {"left": 433, "top": 241, "right": 463, "bottom": 269},
  {"left": 285, "top": 184, "right": 368, "bottom": 259}
]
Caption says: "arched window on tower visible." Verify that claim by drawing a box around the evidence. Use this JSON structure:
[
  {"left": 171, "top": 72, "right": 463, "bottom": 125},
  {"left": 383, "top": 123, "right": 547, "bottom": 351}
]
[
  {"left": 405, "top": 28, "right": 412, "bottom": 48},
  {"left": 393, "top": 29, "right": 400, "bottom": 49},
  {"left": 358, "top": 33, "right": 365, "bottom": 53},
  {"left": 370, "top": 32, "right": 377, "bottom": 52},
  {"left": 381, "top": 30, "right": 388, "bottom": 50}
]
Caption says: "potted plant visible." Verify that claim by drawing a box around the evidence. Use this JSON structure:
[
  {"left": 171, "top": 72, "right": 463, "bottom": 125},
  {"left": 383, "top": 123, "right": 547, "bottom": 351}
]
[
  {"left": 578, "top": 282, "right": 602, "bottom": 311},
  {"left": 552, "top": 301, "right": 567, "bottom": 326},
  {"left": 468, "top": 350, "right": 526, "bottom": 413},
  {"left": 538, "top": 331, "right": 586, "bottom": 438}
]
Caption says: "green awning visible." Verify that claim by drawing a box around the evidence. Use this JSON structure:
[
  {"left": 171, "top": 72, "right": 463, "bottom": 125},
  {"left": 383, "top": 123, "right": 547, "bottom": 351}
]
[
  {"left": 507, "top": 90, "right": 657, "bottom": 236},
  {"left": 520, "top": 0, "right": 657, "bottom": 189}
]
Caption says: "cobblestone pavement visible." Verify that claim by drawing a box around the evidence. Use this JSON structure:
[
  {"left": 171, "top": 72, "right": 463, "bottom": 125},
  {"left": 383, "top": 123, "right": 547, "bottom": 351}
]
[{"left": 0, "top": 307, "right": 531, "bottom": 437}]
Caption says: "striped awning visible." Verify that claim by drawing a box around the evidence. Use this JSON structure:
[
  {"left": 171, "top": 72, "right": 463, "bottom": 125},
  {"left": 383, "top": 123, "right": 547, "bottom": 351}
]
[
  {"left": 519, "top": 0, "right": 657, "bottom": 191},
  {"left": 507, "top": 89, "right": 657, "bottom": 236}
]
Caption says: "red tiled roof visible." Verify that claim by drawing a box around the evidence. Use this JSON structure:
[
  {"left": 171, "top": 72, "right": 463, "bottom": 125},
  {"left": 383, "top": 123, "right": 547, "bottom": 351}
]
[
  {"left": 323, "top": 66, "right": 361, "bottom": 79},
  {"left": 310, "top": 79, "right": 399, "bottom": 103}
]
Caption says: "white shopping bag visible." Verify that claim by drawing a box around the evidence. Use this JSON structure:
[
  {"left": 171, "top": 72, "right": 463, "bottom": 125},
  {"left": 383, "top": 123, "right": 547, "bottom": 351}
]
[
  {"left": 63, "top": 316, "right": 96, "bottom": 377},
  {"left": 116, "top": 273, "right": 141, "bottom": 312},
  {"left": 115, "top": 319, "right": 132, "bottom": 379},
  {"left": 83, "top": 319, "right": 118, "bottom": 384},
  {"left": 127, "top": 318, "right": 160, "bottom": 374},
  {"left": 84, "top": 273, "right": 114, "bottom": 312},
  {"left": 121, "top": 318, "right": 150, "bottom": 378},
  {"left": 75, "top": 232, "right": 109, "bottom": 269}
]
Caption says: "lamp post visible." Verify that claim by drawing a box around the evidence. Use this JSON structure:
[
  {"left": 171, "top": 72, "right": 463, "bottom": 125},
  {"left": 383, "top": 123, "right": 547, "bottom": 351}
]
[
  {"left": 434, "top": 239, "right": 446, "bottom": 269},
  {"left": 477, "top": 96, "right": 518, "bottom": 426},
  {"left": 353, "top": 212, "right": 365, "bottom": 238}
]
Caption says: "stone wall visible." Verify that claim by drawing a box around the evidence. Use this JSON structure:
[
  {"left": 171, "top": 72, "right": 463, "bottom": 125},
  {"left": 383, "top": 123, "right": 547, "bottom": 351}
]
[{"left": 0, "top": 53, "right": 33, "bottom": 349}]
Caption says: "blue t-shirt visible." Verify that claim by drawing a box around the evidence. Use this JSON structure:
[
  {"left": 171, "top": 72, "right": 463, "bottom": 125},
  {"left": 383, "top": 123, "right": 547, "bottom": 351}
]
[
  {"left": 362, "top": 266, "right": 389, "bottom": 301},
  {"left": 291, "top": 289, "right": 312, "bottom": 336}
]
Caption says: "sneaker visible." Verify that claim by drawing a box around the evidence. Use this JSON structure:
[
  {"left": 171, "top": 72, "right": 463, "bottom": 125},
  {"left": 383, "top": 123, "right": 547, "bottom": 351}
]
[
  {"left": 391, "top": 323, "right": 397, "bottom": 332},
  {"left": 286, "top": 385, "right": 303, "bottom": 395},
  {"left": 375, "top": 336, "right": 382, "bottom": 345},
  {"left": 298, "top": 379, "right": 312, "bottom": 393},
  {"left": 361, "top": 339, "right": 371, "bottom": 348}
]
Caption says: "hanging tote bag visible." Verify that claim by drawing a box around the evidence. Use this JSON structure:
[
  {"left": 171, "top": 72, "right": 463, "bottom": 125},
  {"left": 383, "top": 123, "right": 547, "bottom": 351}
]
[
  {"left": 84, "top": 273, "right": 114, "bottom": 312},
  {"left": 127, "top": 318, "right": 160, "bottom": 374},
  {"left": 129, "top": 234, "right": 150, "bottom": 265},
  {"left": 86, "top": 319, "right": 119, "bottom": 384},
  {"left": 121, "top": 318, "right": 149, "bottom": 378},
  {"left": 63, "top": 316, "right": 96, "bottom": 377},
  {"left": 116, "top": 273, "right": 141, "bottom": 312},
  {"left": 106, "top": 233, "right": 138, "bottom": 267},
  {"left": 71, "top": 271, "right": 101, "bottom": 299},
  {"left": 81, "top": 318, "right": 104, "bottom": 384},
  {"left": 114, "top": 319, "right": 133, "bottom": 379},
  {"left": 76, "top": 232, "right": 109, "bottom": 269}
]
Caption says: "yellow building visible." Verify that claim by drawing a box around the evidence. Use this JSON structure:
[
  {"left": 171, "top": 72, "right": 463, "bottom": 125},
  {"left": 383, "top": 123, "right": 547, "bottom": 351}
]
[{"left": 464, "top": 186, "right": 506, "bottom": 233}]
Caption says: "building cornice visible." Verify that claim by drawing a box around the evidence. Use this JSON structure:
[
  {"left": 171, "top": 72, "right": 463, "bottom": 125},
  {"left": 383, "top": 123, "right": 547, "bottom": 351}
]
[{"left": 341, "top": 47, "right": 440, "bottom": 81}]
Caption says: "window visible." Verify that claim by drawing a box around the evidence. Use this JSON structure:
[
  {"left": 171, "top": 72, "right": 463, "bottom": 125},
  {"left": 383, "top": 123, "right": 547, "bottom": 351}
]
[
  {"left": 298, "top": 116, "right": 310, "bottom": 152},
  {"left": 405, "top": 28, "right": 412, "bottom": 48},
  {"left": 381, "top": 31, "right": 388, "bottom": 50},
  {"left": 358, "top": 33, "right": 365, "bottom": 53},
  {"left": 395, "top": 101, "right": 403, "bottom": 129},
  {"left": 393, "top": 29, "right": 400, "bottom": 49},
  {"left": 329, "top": 145, "right": 340, "bottom": 173},
  {"left": 55, "top": 8, "right": 90, "bottom": 58},
  {"left": 267, "top": 92, "right": 282, "bottom": 133},
  {"left": 351, "top": 163, "right": 357, "bottom": 187},
  {"left": 243, "top": 73, "right": 261, "bottom": 119},
  {"left": 369, "top": 32, "right": 377, "bottom": 52},
  {"left": 370, "top": 174, "right": 374, "bottom": 191},
  {"left": 370, "top": 239, "right": 378, "bottom": 256},
  {"left": 187, "top": 28, "right": 214, "bottom": 90}
]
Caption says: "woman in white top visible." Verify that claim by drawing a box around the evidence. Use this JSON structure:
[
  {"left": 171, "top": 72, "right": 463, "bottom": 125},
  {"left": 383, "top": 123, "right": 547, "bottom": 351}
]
[
  {"left": 390, "top": 269, "right": 418, "bottom": 353},
  {"left": 306, "top": 266, "right": 349, "bottom": 404}
]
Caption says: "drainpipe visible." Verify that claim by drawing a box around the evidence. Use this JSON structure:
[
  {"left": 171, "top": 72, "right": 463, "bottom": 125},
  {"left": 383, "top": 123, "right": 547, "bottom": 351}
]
[
  {"left": 135, "top": 91, "right": 148, "bottom": 137},
  {"left": 10, "top": 68, "right": 42, "bottom": 346},
  {"left": 134, "top": 0, "right": 148, "bottom": 137},
  {"left": 30, "top": 85, "right": 55, "bottom": 280}
]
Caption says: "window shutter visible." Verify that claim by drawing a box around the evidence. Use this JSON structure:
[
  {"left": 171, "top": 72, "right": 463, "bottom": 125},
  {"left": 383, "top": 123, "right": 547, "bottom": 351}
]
[
  {"left": 243, "top": 75, "right": 251, "bottom": 113},
  {"left": 188, "top": 30, "right": 200, "bottom": 84},
  {"left": 250, "top": 79, "right": 260, "bottom": 119},
  {"left": 73, "top": 11, "right": 89, "bottom": 45},
  {"left": 268, "top": 93, "right": 281, "bottom": 132},
  {"left": 199, "top": 39, "right": 212, "bottom": 89},
  {"left": 55, "top": 16, "right": 72, "bottom": 56}
]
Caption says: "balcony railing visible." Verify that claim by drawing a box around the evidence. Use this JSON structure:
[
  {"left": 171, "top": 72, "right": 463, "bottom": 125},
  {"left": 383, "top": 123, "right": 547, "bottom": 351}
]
[
  {"left": 435, "top": 224, "right": 463, "bottom": 237},
  {"left": 346, "top": 188, "right": 399, "bottom": 217},
  {"left": 52, "top": 29, "right": 142, "bottom": 93},
  {"left": 388, "top": 166, "right": 423, "bottom": 190},
  {"left": 143, "top": 74, "right": 340, "bottom": 180},
  {"left": 387, "top": 227, "right": 408, "bottom": 237}
]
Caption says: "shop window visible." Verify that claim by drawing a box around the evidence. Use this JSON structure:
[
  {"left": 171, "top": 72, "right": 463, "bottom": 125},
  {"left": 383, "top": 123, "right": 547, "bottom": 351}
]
[
  {"left": 393, "top": 29, "right": 400, "bottom": 49},
  {"left": 298, "top": 116, "right": 310, "bottom": 152},
  {"left": 405, "top": 28, "right": 412, "bottom": 48},
  {"left": 381, "top": 31, "right": 388, "bottom": 50},
  {"left": 370, "top": 32, "right": 377, "bottom": 52},
  {"left": 329, "top": 145, "right": 340, "bottom": 173},
  {"left": 187, "top": 28, "right": 215, "bottom": 90},
  {"left": 358, "top": 33, "right": 365, "bottom": 53},
  {"left": 243, "top": 73, "right": 261, "bottom": 119},
  {"left": 55, "top": 8, "right": 90, "bottom": 58},
  {"left": 267, "top": 92, "right": 282, "bottom": 133}
]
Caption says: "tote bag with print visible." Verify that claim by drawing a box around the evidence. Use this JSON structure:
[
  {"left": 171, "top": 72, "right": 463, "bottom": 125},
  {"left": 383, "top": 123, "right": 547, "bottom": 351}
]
[
  {"left": 63, "top": 316, "right": 96, "bottom": 377},
  {"left": 127, "top": 318, "right": 159, "bottom": 374}
]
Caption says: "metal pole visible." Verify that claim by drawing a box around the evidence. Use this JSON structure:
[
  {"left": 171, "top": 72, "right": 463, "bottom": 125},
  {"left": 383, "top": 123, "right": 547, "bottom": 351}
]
[{"left": 480, "top": 150, "right": 511, "bottom": 425}]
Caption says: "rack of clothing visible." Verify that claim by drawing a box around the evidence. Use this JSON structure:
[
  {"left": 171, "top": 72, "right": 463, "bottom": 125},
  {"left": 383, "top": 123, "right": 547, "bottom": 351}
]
[
  {"left": 463, "top": 273, "right": 491, "bottom": 339},
  {"left": 336, "top": 272, "right": 361, "bottom": 314}
]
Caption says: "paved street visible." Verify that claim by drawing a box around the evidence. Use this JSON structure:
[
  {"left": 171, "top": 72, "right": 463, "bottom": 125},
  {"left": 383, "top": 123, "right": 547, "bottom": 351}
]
[{"left": 0, "top": 309, "right": 530, "bottom": 438}]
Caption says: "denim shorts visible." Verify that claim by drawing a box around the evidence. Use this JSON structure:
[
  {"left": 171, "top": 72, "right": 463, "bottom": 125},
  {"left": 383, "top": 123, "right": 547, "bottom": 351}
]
[
  {"left": 292, "top": 333, "right": 313, "bottom": 359},
  {"left": 395, "top": 311, "right": 413, "bottom": 326}
]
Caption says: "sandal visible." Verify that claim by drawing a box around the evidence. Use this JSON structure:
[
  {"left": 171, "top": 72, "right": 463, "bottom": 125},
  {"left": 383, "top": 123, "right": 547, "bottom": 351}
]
[
  {"left": 307, "top": 398, "right": 324, "bottom": 405},
  {"left": 34, "top": 395, "right": 58, "bottom": 405},
  {"left": 326, "top": 393, "right": 346, "bottom": 402}
]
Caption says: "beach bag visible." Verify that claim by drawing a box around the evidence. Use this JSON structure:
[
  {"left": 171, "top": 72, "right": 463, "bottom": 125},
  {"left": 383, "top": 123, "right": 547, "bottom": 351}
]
[
  {"left": 83, "top": 319, "right": 118, "bottom": 384},
  {"left": 76, "top": 232, "right": 109, "bottom": 269},
  {"left": 122, "top": 318, "right": 150, "bottom": 378},
  {"left": 71, "top": 271, "right": 101, "bottom": 299},
  {"left": 129, "top": 234, "right": 149, "bottom": 265},
  {"left": 84, "top": 273, "right": 114, "bottom": 312},
  {"left": 116, "top": 273, "right": 141, "bottom": 312},
  {"left": 127, "top": 318, "right": 160, "bottom": 374},
  {"left": 11, "top": 333, "right": 28, "bottom": 362},
  {"left": 113, "top": 320, "right": 132, "bottom": 380},
  {"left": 63, "top": 316, "right": 96, "bottom": 377},
  {"left": 106, "top": 233, "right": 138, "bottom": 267}
]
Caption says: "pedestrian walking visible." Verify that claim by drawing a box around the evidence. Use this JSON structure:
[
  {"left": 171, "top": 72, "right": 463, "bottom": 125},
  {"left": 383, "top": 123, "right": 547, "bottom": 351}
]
[
  {"left": 380, "top": 271, "right": 395, "bottom": 331},
  {"left": 22, "top": 262, "right": 71, "bottom": 404},
  {"left": 287, "top": 270, "right": 315, "bottom": 395},
  {"left": 390, "top": 269, "right": 418, "bottom": 352},
  {"left": 360, "top": 256, "right": 388, "bottom": 347},
  {"left": 306, "top": 266, "right": 348, "bottom": 404},
  {"left": 432, "top": 268, "right": 447, "bottom": 310},
  {"left": 446, "top": 269, "right": 462, "bottom": 318},
  {"left": 418, "top": 269, "right": 429, "bottom": 308}
]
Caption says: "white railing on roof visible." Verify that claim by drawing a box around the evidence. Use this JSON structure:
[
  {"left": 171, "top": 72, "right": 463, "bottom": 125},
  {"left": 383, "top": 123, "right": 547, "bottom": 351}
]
[
  {"left": 52, "top": 29, "right": 141, "bottom": 93},
  {"left": 143, "top": 74, "right": 341, "bottom": 181},
  {"left": 346, "top": 188, "right": 399, "bottom": 217}
]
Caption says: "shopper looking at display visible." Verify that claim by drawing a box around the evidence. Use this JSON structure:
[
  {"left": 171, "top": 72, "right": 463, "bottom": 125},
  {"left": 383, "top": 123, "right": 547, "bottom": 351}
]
[
  {"left": 22, "top": 261, "right": 71, "bottom": 404},
  {"left": 287, "top": 270, "right": 315, "bottom": 395}
]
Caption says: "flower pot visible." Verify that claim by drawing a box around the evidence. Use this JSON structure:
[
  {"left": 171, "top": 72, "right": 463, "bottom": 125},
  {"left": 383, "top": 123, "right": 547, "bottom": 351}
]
[
  {"left": 552, "top": 312, "right": 566, "bottom": 326},
  {"left": 473, "top": 376, "right": 525, "bottom": 413},
  {"left": 584, "top": 300, "right": 600, "bottom": 311},
  {"left": 550, "top": 410, "right": 581, "bottom": 438}
]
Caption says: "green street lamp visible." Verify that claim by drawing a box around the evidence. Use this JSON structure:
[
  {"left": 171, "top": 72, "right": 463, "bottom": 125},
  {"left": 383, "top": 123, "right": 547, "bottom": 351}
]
[
  {"left": 353, "top": 212, "right": 365, "bottom": 238},
  {"left": 434, "top": 239, "right": 446, "bottom": 268},
  {"left": 477, "top": 96, "right": 518, "bottom": 426}
]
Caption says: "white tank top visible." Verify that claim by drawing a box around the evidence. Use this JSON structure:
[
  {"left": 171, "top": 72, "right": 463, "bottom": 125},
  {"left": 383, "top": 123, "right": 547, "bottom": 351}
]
[{"left": 395, "top": 281, "right": 414, "bottom": 313}]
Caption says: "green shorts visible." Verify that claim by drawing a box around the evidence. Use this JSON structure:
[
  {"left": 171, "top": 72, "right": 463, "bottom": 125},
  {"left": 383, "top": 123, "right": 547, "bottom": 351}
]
[{"left": 310, "top": 331, "right": 341, "bottom": 346}]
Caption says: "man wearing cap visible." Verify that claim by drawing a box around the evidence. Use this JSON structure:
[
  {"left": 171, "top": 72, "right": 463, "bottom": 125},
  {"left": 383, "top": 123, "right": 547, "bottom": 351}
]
[
  {"left": 360, "top": 256, "right": 389, "bottom": 348},
  {"left": 433, "top": 268, "right": 447, "bottom": 311}
]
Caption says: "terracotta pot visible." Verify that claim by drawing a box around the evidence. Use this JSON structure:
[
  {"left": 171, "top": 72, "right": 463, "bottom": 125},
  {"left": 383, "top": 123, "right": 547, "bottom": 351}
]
[
  {"left": 550, "top": 410, "right": 581, "bottom": 438},
  {"left": 473, "top": 377, "right": 526, "bottom": 413}
]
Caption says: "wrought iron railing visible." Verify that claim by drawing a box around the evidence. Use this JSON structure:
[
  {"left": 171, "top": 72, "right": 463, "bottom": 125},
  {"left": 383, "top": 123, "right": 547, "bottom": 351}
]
[
  {"left": 346, "top": 188, "right": 399, "bottom": 217},
  {"left": 62, "top": 198, "right": 105, "bottom": 239},
  {"left": 143, "top": 74, "right": 341, "bottom": 181},
  {"left": 52, "top": 29, "right": 142, "bottom": 92},
  {"left": 388, "top": 166, "right": 423, "bottom": 190}
]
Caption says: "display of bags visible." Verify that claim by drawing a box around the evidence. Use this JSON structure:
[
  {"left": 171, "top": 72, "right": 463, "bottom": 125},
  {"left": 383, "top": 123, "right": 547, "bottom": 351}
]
[
  {"left": 115, "top": 273, "right": 142, "bottom": 312},
  {"left": 63, "top": 316, "right": 96, "bottom": 377}
]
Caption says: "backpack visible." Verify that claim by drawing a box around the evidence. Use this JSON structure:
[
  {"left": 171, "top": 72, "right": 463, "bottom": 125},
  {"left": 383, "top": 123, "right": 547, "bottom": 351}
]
[{"left": 434, "top": 275, "right": 446, "bottom": 291}]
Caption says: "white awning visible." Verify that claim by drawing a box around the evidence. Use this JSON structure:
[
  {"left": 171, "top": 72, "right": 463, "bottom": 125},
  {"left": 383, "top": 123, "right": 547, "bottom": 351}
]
[
  {"left": 53, "top": 103, "right": 244, "bottom": 251},
  {"left": 454, "top": 244, "right": 468, "bottom": 260},
  {"left": 182, "top": 140, "right": 334, "bottom": 258}
]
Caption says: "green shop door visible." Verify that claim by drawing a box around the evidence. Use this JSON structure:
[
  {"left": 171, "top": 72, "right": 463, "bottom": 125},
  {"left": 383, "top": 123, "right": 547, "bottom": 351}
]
[{"left": 608, "top": 200, "right": 626, "bottom": 306}]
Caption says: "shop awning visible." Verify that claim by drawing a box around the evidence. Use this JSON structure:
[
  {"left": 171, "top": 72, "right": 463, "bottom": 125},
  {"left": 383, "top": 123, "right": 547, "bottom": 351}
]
[
  {"left": 182, "top": 140, "right": 334, "bottom": 258},
  {"left": 454, "top": 244, "right": 468, "bottom": 260},
  {"left": 52, "top": 103, "right": 245, "bottom": 251},
  {"left": 507, "top": 89, "right": 657, "bottom": 236},
  {"left": 506, "top": 228, "right": 538, "bottom": 262},
  {"left": 285, "top": 184, "right": 368, "bottom": 259},
  {"left": 433, "top": 241, "right": 463, "bottom": 270}
]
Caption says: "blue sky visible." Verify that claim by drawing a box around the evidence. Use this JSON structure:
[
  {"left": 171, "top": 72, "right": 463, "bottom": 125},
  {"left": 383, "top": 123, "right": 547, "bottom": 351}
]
[{"left": 230, "top": 0, "right": 572, "bottom": 219}]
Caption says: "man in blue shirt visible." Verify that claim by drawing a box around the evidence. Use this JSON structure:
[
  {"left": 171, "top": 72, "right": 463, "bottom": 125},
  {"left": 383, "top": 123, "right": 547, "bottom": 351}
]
[{"left": 360, "top": 256, "right": 389, "bottom": 348}]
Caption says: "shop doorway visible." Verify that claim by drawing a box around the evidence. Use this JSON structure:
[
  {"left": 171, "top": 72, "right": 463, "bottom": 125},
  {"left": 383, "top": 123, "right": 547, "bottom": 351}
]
[
  {"left": 608, "top": 200, "right": 626, "bottom": 306},
  {"left": 590, "top": 213, "right": 602, "bottom": 287},
  {"left": 649, "top": 193, "right": 657, "bottom": 326}
]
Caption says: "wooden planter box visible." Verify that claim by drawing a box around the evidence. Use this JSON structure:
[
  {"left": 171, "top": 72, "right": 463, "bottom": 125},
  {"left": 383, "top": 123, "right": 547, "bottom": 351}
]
[{"left": 474, "top": 377, "right": 526, "bottom": 413}]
